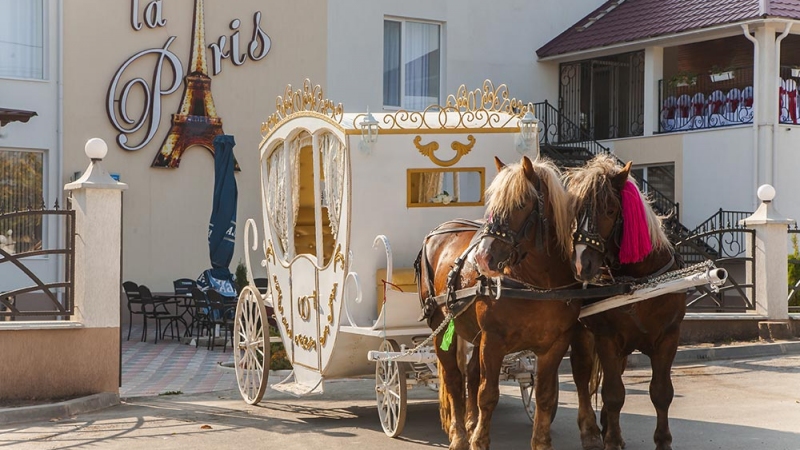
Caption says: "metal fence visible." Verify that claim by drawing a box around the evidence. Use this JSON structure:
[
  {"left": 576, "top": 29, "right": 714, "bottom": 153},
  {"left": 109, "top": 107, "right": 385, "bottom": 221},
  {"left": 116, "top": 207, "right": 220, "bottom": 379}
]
[
  {"left": 789, "top": 224, "right": 800, "bottom": 313},
  {"left": 0, "top": 200, "right": 75, "bottom": 319},
  {"left": 676, "top": 225, "right": 755, "bottom": 312}
]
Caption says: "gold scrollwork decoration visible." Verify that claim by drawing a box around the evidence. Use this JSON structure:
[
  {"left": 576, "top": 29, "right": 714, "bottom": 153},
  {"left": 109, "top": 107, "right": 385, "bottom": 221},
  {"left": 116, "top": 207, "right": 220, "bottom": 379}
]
[
  {"left": 352, "top": 80, "right": 533, "bottom": 132},
  {"left": 273, "top": 275, "right": 292, "bottom": 339},
  {"left": 294, "top": 334, "right": 317, "bottom": 351},
  {"left": 414, "top": 135, "right": 475, "bottom": 167},
  {"left": 319, "top": 283, "right": 337, "bottom": 347},
  {"left": 262, "top": 79, "right": 344, "bottom": 136},
  {"left": 297, "top": 291, "right": 316, "bottom": 322},
  {"left": 265, "top": 241, "right": 275, "bottom": 264},
  {"left": 333, "top": 244, "right": 345, "bottom": 272}
]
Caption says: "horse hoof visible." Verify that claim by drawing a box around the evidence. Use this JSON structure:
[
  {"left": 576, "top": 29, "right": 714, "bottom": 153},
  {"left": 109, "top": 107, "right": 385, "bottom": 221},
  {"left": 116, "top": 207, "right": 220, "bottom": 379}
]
[
  {"left": 655, "top": 444, "right": 672, "bottom": 450},
  {"left": 449, "top": 438, "right": 469, "bottom": 450},
  {"left": 581, "top": 436, "right": 603, "bottom": 450}
]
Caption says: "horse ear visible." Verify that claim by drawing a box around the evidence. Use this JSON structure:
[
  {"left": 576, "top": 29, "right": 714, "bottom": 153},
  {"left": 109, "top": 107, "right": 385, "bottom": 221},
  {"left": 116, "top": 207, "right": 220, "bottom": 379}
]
[
  {"left": 522, "top": 155, "right": 536, "bottom": 181},
  {"left": 612, "top": 161, "right": 633, "bottom": 190},
  {"left": 494, "top": 156, "right": 506, "bottom": 172}
]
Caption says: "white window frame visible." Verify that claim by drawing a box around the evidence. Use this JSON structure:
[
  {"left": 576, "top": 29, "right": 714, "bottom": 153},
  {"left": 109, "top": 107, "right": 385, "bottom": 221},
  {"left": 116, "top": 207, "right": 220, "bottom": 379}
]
[
  {"left": 0, "top": 0, "right": 48, "bottom": 81},
  {"left": 632, "top": 163, "right": 675, "bottom": 201},
  {"left": 383, "top": 17, "right": 444, "bottom": 110}
]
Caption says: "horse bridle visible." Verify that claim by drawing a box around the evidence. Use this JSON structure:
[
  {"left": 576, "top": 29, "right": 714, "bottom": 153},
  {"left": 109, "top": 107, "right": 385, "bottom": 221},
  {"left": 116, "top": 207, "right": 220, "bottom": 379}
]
[
  {"left": 478, "top": 182, "right": 549, "bottom": 270},
  {"left": 572, "top": 199, "right": 623, "bottom": 268}
]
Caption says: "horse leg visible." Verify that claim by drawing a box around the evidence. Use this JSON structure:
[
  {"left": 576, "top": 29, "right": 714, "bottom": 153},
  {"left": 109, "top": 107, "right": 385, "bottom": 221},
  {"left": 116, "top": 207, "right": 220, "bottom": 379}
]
[
  {"left": 529, "top": 333, "right": 571, "bottom": 450},
  {"left": 436, "top": 332, "right": 470, "bottom": 450},
  {"left": 570, "top": 326, "right": 603, "bottom": 450},
  {"left": 466, "top": 334, "right": 482, "bottom": 437},
  {"left": 649, "top": 328, "right": 680, "bottom": 450},
  {"left": 595, "top": 339, "right": 626, "bottom": 450},
  {"left": 469, "top": 332, "right": 505, "bottom": 450}
]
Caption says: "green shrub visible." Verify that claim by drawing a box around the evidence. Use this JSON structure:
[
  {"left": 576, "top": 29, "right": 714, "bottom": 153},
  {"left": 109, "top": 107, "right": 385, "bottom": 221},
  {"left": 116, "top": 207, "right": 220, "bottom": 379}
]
[
  {"left": 269, "top": 326, "right": 292, "bottom": 370},
  {"left": 789, "top": 235, "right": 800, "bottom": 307},
  {"left": 234, "top": 260, "right": 249, "bottom": 292}
]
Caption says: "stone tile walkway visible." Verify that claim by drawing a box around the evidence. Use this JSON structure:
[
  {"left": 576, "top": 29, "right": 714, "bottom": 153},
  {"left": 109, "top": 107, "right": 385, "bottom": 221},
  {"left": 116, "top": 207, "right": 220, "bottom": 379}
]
[{"left": 121, "top": 325, "right": 237, "bottom": 397}]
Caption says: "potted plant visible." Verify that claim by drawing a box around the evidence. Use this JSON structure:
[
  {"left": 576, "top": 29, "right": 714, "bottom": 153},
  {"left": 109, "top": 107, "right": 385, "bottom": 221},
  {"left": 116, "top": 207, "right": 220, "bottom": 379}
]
[
  {"left": 668, "top": 71, "right": 697, "bottom": 89},
  {"left": 709, "top": 65, "right": 735, "bottom": 82}
]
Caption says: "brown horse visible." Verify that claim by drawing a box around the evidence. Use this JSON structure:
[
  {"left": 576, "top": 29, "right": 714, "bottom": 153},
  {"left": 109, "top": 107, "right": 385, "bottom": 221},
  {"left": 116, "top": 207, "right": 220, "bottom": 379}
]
[
  {"left": 417, "top": 155, "right": 580, "bottom": 450},
  {"left": 566, "top": 155, "right": 685, "bottom": 450}
]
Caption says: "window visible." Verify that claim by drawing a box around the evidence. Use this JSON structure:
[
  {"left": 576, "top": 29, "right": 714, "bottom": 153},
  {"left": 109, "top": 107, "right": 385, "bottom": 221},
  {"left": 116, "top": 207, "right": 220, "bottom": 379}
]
[
  {"left": 632, "top": 163, "right": 675, "bottom": 203},
  {"left": 384, "top": 19, "right": 441, "bottom": 110},
  {"left": 0, "top": 150, "right": 44, "bottom": 254},
  {"left": 0, "top": 0, "right": 45, "bottom": 79}
]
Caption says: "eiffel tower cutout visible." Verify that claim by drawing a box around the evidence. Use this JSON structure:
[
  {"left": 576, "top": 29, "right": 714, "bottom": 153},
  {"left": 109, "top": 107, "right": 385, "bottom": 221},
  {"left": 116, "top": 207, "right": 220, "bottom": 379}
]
[{"left": 152, "top": 0, "right": 238, "bottom": 169}]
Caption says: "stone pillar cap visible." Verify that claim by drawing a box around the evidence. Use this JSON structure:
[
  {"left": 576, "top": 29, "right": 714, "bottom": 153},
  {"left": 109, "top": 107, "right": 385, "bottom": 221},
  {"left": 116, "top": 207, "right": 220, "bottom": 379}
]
[{"left": 65, "top": 161, "right": 128, "bottom": 191}]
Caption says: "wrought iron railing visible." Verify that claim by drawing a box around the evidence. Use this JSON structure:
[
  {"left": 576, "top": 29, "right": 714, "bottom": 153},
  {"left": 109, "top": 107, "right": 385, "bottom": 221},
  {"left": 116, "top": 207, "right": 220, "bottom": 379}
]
[
  {"left": 789, "top": 224, "right": 800, "bottom": 312},
  {"left": 658, "top": 66, "right": 755, "bottom": 133},
  {"left": 0, "top": 200, "right": 75, "bottom": 319},
  {"left": 692, "top": 209, "right": 752, "bottom": 236},
  {"left": 676, "top": 225, "right": 755, "bottom": 312}
]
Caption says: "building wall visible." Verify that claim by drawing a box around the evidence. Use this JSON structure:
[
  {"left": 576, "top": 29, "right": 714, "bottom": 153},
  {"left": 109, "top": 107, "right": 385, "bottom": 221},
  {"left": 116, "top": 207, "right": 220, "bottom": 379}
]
[
  {"left": 326, "top": 0, "right": 606, "bottom": 113},
  {"left": 774, "top": 126, "right": 800, "bottom": 223},
  {"left": 62, "top": 0, "right": 328, "bottom": 291}
]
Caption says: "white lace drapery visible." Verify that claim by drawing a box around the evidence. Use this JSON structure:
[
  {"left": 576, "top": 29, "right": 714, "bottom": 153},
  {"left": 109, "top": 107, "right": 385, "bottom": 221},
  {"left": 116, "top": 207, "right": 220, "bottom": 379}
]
[
  {"left": 266, "top": 145, "right": 290, "bottom": 255},
  {"left": 320, "top": 133, "right": 345, "bottom": 237}
]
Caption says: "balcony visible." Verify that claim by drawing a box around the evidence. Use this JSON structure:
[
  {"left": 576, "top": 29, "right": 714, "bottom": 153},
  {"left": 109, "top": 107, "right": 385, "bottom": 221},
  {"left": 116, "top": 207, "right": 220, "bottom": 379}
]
[{"left": 658, "top": 66, "right": 754, "bottom": 133}]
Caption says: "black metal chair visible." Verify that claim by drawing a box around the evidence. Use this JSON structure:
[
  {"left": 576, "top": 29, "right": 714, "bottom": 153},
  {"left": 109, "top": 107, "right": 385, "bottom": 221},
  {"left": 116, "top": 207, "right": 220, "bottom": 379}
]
[
  {"left": 139, "top": 284, "right": 187, "bottom": 344},
  {"left": 122, "top": 281, "right": 148, "bottom": 341},
  {"left": 173, "top": 278, "right": 197, "bottom": 332},
  {"left": 206, "top": 289, "right": 235, "bottom": 352},
  {"left": 190, "top": 287, "right": 213, "bottom": 347}
]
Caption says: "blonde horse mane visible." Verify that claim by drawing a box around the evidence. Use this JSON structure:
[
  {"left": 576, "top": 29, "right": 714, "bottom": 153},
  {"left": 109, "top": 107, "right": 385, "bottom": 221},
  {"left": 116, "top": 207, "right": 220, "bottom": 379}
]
[
  {"left": 485, "top": 157, "right": 574, "bottom": 257},
  {"left": 565, "top": 154, "right": 671, "bottom": 251}
]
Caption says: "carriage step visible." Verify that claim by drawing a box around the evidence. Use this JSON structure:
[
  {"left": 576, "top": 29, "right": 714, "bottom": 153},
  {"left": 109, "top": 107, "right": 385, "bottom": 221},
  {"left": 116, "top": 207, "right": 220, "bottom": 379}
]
[{"left": 271, "top": 371, "right": 324, "bottom": 397}]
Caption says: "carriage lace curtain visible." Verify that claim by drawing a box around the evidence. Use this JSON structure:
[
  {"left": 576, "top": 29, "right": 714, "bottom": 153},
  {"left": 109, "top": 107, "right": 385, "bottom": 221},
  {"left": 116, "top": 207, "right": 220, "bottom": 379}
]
[
  {"left": 320, "top": 133, "right": 344, "bottom": 237},
  {"left": 266, "top": 139, "right": 300, "bottom": 258}
]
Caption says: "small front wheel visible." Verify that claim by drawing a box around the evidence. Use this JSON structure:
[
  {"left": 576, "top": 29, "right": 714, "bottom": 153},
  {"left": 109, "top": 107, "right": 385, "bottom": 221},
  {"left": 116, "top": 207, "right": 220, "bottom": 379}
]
[{"left": 375, "top": 339, "right": 407, "bottom": 437}]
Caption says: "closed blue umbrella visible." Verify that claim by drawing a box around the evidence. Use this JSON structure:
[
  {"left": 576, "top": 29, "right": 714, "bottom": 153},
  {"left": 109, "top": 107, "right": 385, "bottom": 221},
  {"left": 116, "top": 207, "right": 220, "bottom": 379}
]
[{"left": 197, "top": 134, "right": 238, "bottom": 299}]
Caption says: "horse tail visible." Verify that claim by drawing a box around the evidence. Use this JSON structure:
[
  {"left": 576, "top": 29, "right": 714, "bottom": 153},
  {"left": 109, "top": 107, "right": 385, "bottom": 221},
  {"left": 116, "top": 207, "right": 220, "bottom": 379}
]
[
  {"left": 588, "top": 342, "right": 603, "bottom": 397},
  {"left": 456, "top": 335, "right": 469, "bottom": 379},
  {"left": 438, "top": 339, "right": 454, "bottom": 433}
]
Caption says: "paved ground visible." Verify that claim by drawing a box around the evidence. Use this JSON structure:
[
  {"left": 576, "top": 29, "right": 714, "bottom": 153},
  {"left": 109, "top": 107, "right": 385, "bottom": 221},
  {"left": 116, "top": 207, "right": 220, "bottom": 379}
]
[
  {"left": 3, "top": 354, "right": 799, "bottom": 449},
  {"left": 121, "top": 325, "right": 236, "bottom": 397}
]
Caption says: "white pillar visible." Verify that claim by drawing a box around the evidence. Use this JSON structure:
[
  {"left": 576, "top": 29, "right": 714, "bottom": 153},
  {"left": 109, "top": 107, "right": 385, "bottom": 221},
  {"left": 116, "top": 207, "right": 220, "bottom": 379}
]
[
  {"left": 755, "top": 24, "right": 778, "bottom": 188},
  {"left": 643, "top": 46, "right": 664, "bottom": 136},
  {"left": 65, "top": 140, "right": 127, "bottom": 327},
  {"left": 741, "top": 185, "right": 794, "bottom": 338}
]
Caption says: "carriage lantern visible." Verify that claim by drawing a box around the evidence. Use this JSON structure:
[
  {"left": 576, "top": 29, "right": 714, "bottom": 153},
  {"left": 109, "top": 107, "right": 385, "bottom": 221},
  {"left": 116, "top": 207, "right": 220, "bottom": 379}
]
[
  {"left": 517, "top": 110, "right": 539, "bottom": 154},
  {"left": 359, "top": 110, "right": 380, "bottom": 154}
]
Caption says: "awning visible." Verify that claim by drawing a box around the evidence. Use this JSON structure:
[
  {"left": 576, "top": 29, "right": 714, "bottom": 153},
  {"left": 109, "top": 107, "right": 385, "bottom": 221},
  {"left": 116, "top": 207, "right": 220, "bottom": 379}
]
[{"left": 0, "top": 108, "right": 38, "bottom": 127}]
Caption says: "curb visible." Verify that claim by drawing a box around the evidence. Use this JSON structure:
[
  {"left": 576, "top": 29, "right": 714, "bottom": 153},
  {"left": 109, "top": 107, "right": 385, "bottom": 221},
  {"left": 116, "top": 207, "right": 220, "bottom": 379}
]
[
  {"left": 628, "top": 340, "right": 800, "bottom": 368},
  {"left": 0, "top": 392, "right": 119, "bottom": 426}
]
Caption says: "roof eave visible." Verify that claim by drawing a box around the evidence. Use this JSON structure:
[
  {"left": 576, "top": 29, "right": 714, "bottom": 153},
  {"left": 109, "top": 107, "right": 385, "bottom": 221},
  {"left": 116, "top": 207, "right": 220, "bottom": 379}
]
[{"left": 537, "top": 17, "right": 799, "bottom": 63}]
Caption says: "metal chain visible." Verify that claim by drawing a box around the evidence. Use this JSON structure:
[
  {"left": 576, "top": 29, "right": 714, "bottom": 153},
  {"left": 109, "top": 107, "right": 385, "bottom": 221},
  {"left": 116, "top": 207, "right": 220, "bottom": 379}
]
[
  {"left": 379, "top": 312, "right": 454, "bottom": 361},
  {"left": 629, "top": 260, "right": 715, "bottom": 291}
]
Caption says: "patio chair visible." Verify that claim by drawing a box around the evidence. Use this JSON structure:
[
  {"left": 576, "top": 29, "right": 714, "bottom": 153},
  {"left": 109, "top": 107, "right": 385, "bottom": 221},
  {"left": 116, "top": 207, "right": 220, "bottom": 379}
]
[
  {"left": 207, "top": 289, "right": 235, "bottom": 352},
  {"left": 139, "top": 284, "right": 188, "bottom": 344},
  {"left": 173, "top": 278, "right": 197, "bottom": 331},
  {"left": 190, "top": 287, "right": 213, "bottom": 348},
  {"left": 123, "top": 281, "right": 148, "bottom": 342}
]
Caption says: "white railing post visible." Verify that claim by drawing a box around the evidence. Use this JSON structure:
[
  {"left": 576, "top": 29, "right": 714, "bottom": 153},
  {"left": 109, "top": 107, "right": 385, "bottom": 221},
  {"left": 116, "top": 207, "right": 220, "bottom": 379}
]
[
  {"left": 741, "top": 184, "right": 795, "bottom": 339},
  {"left": 65, "top": 138, "right": 127, "bottom": 327}
]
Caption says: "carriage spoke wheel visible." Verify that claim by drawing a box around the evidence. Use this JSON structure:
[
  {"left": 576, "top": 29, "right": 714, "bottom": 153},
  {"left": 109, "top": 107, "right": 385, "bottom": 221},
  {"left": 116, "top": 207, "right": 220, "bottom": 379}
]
[
  {"left": 517, "top": 353, "right": 557, "bottom": 424},
  {"left": 234, "top": 286, "right": 269, "bottom": 405},
  {"left": 375, "top": 339, "right": 407, "bottom": 438}
]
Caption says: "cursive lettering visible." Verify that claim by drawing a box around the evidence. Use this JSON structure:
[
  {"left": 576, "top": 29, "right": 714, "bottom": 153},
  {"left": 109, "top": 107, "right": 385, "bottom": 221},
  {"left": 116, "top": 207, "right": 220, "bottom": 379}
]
[
  {"left": 131, "top": 0, "right": 166, "bottom": 31},
  {"left": 107, "top": 36, "right": 183, "bottom": 151},
  {"left": 208, "top": 12, "right": 271, "bottom": 76}
]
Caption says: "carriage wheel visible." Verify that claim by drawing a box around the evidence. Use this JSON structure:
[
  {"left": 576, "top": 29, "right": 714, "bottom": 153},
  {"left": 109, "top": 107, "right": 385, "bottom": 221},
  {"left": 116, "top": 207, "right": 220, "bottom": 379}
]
[
  {"left": 234, "top": 286, "right": 270, "bottom": 405},
  {"left": 375, "top": 339, "right": 407, "bottom": 438},
  {"left": 517, "top": 354, "right": 558, "bottom": 423}
]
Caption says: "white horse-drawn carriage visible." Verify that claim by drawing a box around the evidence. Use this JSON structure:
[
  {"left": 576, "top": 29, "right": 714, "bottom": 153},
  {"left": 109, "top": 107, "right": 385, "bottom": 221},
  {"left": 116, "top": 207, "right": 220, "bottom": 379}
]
[{"left": 234, "top": 80, "right": 543, "bottom": 436}]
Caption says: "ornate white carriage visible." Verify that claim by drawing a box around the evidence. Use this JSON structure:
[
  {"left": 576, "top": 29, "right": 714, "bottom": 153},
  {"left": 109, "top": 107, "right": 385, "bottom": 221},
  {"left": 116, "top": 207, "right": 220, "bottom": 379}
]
[{"left": 234, "top": 80, "right": 543, "bottom": 436}]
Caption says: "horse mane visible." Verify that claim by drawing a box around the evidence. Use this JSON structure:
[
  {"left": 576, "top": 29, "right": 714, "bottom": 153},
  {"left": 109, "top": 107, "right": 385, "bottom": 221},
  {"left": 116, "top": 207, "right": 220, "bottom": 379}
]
[
  {"left": 565, "top": 154, "right": 671, "bottom": 252},
  {"left": 485, "top": 157, "right": 574, "bottom": 257}
]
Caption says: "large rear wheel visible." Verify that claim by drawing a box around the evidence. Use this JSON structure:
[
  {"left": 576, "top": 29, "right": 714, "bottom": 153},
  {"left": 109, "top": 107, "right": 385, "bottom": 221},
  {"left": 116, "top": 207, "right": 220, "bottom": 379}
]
[{"left": 234, "top": 286, "right": 270, "bottom": 405}]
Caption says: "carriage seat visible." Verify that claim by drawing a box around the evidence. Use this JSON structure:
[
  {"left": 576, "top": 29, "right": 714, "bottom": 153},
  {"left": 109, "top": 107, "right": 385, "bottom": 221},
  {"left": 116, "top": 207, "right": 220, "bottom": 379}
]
[{"left": 376, "top": 268, "right": 417, "bottom": 315}]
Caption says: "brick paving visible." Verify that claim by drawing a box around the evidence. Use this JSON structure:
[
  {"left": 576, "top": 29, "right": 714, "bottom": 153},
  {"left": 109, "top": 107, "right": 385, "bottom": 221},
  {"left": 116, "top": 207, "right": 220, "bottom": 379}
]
[{"left": 121, "top": 325, "right": 237, "bottom": 397}]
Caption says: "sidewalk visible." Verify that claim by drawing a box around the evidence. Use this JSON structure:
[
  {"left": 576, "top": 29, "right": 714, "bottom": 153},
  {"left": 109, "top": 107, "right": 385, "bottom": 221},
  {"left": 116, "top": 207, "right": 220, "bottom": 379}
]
[{"left": 2, "top": 328, "right": 799, "bottom": 426}]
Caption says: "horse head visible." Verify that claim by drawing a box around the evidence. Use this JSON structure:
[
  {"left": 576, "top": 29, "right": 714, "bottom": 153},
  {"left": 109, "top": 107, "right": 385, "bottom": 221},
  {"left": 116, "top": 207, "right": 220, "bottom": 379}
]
[
  {"left": 567, "top": 155, "right": 670, "bottom": 282},
  {"left": 473, "top": 155, "right": 573, "bottom": 279}
]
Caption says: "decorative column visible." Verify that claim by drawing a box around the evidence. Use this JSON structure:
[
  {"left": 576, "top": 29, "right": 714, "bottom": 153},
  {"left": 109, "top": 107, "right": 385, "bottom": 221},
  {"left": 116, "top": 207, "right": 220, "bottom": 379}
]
[
  {"left": 65, "top": 138, "right": 128, "bottom": 328},
  {"left": 741, "top": 184, "right": 795, "bottom": 340},
  {"left": 643, "top": 46, "right": 664, "bottom": 136}
]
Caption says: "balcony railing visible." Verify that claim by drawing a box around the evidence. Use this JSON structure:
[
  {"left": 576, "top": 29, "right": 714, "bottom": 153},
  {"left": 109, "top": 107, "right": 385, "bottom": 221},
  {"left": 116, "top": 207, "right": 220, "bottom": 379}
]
[{"left": 658, "top": 66, "right": 754, "bottom": 133}]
